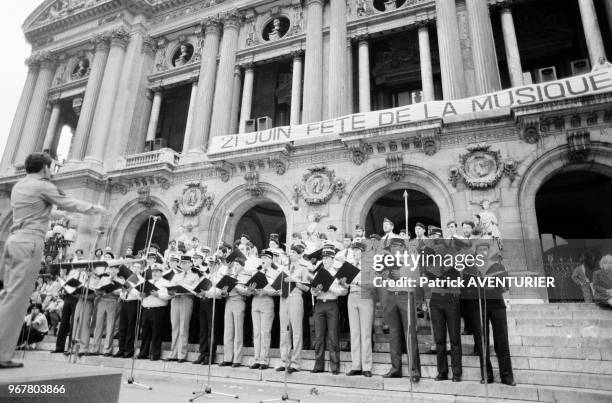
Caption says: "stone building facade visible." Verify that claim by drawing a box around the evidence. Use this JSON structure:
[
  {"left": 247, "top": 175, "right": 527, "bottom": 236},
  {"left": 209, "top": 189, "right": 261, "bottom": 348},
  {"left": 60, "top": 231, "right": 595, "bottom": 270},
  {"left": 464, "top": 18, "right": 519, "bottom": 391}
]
[{"left": 2, "top": 0, "right": 612, "bottom": 301}]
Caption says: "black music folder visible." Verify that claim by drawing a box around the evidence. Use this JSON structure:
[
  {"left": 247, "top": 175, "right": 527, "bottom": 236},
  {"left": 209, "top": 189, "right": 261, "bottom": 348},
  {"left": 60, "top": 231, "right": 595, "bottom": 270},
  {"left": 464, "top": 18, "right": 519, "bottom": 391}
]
[
  {"left": 216, "top": 275, "right": 238, "bottom": 292},
  {"left": 193, "top": 277, "right": 213, "bottom": 293},
  {"left": 246, "top": 271, "right": 269, "bottom": 290},
  {"left": 335, "top": 262, "right": 360, "bottom": 284},
  {"left": 311, "top": 268, "right": 335, "bottom": 292}
]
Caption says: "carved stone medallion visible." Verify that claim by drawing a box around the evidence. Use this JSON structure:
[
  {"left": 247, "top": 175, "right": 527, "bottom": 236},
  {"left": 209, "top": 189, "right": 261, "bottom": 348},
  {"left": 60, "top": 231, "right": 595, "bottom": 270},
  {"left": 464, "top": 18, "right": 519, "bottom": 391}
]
[
  {"left": 451, "top": 143, "right": 505, "bottom": 189},
  {"left": 298, "top": 167, "right": 345, "bottom": 205},
  {"left": 175, "top": 182, "right": 214, "bottom": 216}
]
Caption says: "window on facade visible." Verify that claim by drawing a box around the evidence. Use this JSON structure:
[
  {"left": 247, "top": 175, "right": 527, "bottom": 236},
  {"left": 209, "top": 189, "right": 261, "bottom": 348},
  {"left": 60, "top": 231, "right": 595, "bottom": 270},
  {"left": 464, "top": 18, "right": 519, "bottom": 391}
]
[
  {"left": 155, "top": 83, "right": 191, "bottom": 152},
  {"left": 492, "top": 0, "right": 605, "bottom": 88},
  {"left": 250, "top": 60, "right": 293, "bottom": 129},
  {"left": 369, "top": 29, "right": 441, "bottom": 110}
]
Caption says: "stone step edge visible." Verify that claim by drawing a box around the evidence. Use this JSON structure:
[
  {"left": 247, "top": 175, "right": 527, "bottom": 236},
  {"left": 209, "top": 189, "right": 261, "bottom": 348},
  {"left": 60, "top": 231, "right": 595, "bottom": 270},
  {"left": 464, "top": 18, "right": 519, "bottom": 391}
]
[
  {"left": 25, "top": 349, "right": 612, "bottom": 389},
  {"left": 22, "top": 353, "right": 612, "bottom": 402}
]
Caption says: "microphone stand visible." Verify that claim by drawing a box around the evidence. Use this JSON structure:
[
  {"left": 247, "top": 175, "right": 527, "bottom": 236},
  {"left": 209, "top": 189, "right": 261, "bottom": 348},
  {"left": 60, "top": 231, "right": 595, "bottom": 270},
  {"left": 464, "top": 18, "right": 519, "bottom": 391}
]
[
  {"left": 260, "top": 324, "right": 300, "bottom": 403},
  {"left": 69, "top": 230, "right": 103, "bottom": 363},
  {"left": 476, "top": 274, "right": 489, "bottom": 403},
  {"left": 126, "top": 216, "right": 159, "bottom": 390},
  {"left": 191, "top": 211, "right": 239, "bottom": 401},
  {"left": 402, "top": 190, "right": 414, "bottom": 400}
]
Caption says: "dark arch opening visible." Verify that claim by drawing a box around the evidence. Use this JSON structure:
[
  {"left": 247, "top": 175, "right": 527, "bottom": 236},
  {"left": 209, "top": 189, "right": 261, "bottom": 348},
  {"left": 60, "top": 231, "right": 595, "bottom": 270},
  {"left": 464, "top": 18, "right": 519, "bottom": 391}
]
[
  {"left": 132, "top": 214, "right": 170, "bottom": 255},
  {"left": 536, "top": 170, "right": 612, "bottom": 301},
  {"left": 233, "top": 202, "right": 287, "bottom": 250},
  {"left": 365, "top": 188, "right": 440, "bottom": 237}
]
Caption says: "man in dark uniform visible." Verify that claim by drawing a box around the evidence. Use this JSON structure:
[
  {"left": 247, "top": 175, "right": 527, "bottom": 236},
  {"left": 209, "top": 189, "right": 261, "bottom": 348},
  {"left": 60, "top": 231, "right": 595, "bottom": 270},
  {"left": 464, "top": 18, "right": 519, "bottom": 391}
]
[
  {"left": 423, "top": 227, "right": 462, "bottom": 382},
  {"left": 472, "top": 241, "right": 516, "bottom": 386},
  {"left": 0, "top": 153, "right": 105, "bottom": 368},
  {"left": 381, "top": 237, "right": 421, "bottom": 381}
]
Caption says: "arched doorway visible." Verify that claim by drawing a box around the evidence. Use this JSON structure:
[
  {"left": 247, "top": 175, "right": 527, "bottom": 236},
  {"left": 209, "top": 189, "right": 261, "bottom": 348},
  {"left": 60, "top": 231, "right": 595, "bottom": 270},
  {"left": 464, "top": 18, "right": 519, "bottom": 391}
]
[
  {"left": 233, "top": 202, "right": 287, "bottom": 250},
  {"left": 535, "top": 170, "right": 612, "bottom": 301},
  {"left": 131, "top": 214, "right": 170, "bottom": 255},
  {"left": 366, "top": 189, "right": 441, "bottom": 237}
]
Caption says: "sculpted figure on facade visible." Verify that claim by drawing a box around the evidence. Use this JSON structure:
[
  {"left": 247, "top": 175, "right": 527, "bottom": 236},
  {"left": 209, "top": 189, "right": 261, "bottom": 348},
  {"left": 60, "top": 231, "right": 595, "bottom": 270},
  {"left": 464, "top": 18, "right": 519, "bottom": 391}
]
[
  {"left": 268, "top": 18, "right": 282, "bottom": 41},
  {"left": 174, "top": 44, "right": 192, "bottom": 66}
]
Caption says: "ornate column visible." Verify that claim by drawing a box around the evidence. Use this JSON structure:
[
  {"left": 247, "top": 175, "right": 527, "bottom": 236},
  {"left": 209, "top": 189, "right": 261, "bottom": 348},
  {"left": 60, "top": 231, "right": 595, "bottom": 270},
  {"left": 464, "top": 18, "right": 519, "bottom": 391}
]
[
  {"left": 303, "top": 0, "right": 324, "bottom": 122},
  {"left": 14, "top": 52, "right": 56, "bottom": 166},
  {"left": 498, "top": 3, "right": 523, "bottom": 87},
  {"left": 417, "top": 23, "right": 435, "bottom": 102},
  {"left": 84, "top": 28, "right": 130, "bottom": 167},
  {"left": 290, "top": 51, "right": 303, "bottom": 125},
  {"left": 70, "top": 34, "right": 110, "bottom": 161},
  {"left": 145, "top": 88, "right": 162, "bottom": 142},
  {"left": 229, "top": 67, "right": 242, "bottom": 134},
  {"left": 578, "top": 0, "right": 606, "bottom": 67},
  {"left": 347, "top": 39, "right": 354, "bottom": 114},
  {"left": 238, "top": 64, "right": 255, "bottom": 133},
  {"left": 187, "top": 18, "right": 221, "bottom": 155},
  {"left": 42, "top": 100, "right": 61, "bottom": 152},
  {"left": 466, "top": 0, "right": 501, "bottom": 93},
  {"left": 182, "top": 79, "right": 199, "bottom": 153},
  {"left": 435, "top": 0, "right": 466, "bottom": 99},
  {"left": 604, "top": 0, "right": 612, "bottom": 40},
  {"left": 1, "top": 57, "right": 39, "bottom": 170},
  {"left": 210, "top": 11, "right": 241, "bottom": 139},
  {"left": 357, "top": 37, "right": 371, "bottom": 112},
  {"left": 328, "top": 0, "right": 348, "bottom": 118}
]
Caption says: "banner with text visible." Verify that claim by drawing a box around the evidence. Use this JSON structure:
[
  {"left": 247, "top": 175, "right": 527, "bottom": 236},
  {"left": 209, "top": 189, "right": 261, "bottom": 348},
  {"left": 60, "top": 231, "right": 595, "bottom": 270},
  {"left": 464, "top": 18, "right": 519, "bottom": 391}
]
[{"left": 208, "top": 67, "right": 612, "bottom": 154}]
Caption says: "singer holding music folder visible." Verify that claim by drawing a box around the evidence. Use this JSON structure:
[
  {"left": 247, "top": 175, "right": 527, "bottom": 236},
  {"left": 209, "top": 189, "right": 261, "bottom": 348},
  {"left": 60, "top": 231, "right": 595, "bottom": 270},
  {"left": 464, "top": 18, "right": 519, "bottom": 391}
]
[
  {"left": 248, "top": 250, "right": 279, "bottom": 369},
  {"left": 138, "top": 264, "right": 171, "bottom": 361},
  {"left": 0, "top": 152, "right": 106, "bottom": 369},
  {"left": 310, "top": 247, "right": 348, "bottom": 375},
  {"left": 165, "top": 255, "right": 199, "bottom": 363},
  {"left": 275, "top": 243, "right": 310, "bottom": 374}
]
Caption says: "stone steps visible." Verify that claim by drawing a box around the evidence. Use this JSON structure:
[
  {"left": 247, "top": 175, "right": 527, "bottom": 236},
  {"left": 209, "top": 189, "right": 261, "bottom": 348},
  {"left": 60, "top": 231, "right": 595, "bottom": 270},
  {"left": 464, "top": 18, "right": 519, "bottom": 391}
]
[
  {"left": 20, "top": 351, "right": 612, "bottom": 403},
  {"left": 30, "top": 342, "right": 612, "bottom": 390}
]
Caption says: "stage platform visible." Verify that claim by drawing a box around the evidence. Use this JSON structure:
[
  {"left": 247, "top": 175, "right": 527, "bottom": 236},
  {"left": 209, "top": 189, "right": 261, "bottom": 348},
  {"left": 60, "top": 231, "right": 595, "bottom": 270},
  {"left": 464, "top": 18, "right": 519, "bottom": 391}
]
[{"left": 0, "top": 359, "right": 121, "bottom": 402}]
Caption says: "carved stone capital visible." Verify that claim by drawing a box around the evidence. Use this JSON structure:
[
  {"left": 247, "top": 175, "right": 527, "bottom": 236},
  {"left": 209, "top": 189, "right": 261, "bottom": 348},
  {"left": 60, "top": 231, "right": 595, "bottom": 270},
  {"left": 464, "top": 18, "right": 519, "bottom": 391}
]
[
  {"left": 203, "top": 17, "right": 222, "bottom": 35},
  {"left": 222, "top": 10, "right": 242, "bottom": 31},
  {"left": 306, "top": 0, "right": 324, "bottom": 8},
  {"left": 214, "top": 161, "right": 233, "bottom": 182},
  {"left": 109, "top": 28, "right": 130, "bottom": 50},
  {"left": 415, "top": 18, "right": 435, "bottom": 29},
  {"left": 244, "top": 170, "right": 263, "bottom": 197},
  {"left": 36, "top": 51, "right": 58, "bottom": 70},
  {"left": 91, "top": 33, "right": 111, "bottom": 52}
]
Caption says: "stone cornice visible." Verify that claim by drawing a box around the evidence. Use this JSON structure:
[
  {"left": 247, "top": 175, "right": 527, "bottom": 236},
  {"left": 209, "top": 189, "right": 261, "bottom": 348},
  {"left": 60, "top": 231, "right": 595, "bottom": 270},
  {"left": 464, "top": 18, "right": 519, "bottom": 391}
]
[{"left": 24, "top": 0, "right": 125, "bottom": 44}]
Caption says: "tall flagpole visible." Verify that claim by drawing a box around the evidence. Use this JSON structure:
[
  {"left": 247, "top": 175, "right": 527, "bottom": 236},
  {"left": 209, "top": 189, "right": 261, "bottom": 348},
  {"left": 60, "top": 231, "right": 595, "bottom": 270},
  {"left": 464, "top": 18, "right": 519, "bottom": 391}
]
[{"left": 403, "top": 190, "right": 413, "bottom": 400}]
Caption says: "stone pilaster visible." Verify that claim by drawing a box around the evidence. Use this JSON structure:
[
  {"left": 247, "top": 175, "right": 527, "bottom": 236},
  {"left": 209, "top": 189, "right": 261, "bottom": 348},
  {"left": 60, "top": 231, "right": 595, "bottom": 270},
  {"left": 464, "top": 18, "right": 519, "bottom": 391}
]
[
  {"left": 42, "top": 100, "right": 61, "bottom": 152},
  {"left": 14, "top": 52, "right": 57, "bottom": 166},
  {"left": 498, "top": 3, "right": 523, "bottom": 87},
  {"left": 84, "top": 28, "right": 130, "bottom": 167},
  {"left": 182, "top": 79, "right": 199, "bottom": 153},
  {"left": 466, "top": 0, "right": 501, "bottom": 93},
  {"left": 70, "top": 34, "right": 110, "bottom": 161},
  {"left": 1, "top": 57, "right": 39, "bottom": 170},
  {"left": 357, "top": 37, "right": 371, "bottom": 112},
  {"left": 303, "top": 0, "right": 324, "bottom": 123},
  {"left": 106, "top": 25, "right": 157, "bottom": 163},
  {"left": 239, "top": 64, "right": 255, "bottom": 133},
  {"left": 209, "top": 11, "right": 241, "bottom": 139},
  {"left": 328, "top": 0, "right": 348, "bottom": 118},
  {"left": 435, "top": 0, "right": 466, "bottom": 99},
  {"left": 290, "top": 51, "right": 303, "bottom": 125},
  {"left": 229, "top": 66, "right": 242, "bottom": 134},
  {"left": 187, "top": 18, "right": 221, "bottom": 155},
  {"left": 146, "top": 88, "right": 162, "bottom": 142},
  {"left": 417, "top": 21, "right": 435, "bottom": 102},
  {"left": 578, "top": 0, "right": 606, "bottom": 67}
]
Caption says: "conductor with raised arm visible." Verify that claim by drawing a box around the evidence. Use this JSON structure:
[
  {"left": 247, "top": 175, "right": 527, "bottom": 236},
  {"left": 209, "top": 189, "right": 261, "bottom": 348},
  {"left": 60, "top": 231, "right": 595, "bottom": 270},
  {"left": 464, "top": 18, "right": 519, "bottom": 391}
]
[{"left": 0, "top": 153, "right": 106, "bottom": 369}]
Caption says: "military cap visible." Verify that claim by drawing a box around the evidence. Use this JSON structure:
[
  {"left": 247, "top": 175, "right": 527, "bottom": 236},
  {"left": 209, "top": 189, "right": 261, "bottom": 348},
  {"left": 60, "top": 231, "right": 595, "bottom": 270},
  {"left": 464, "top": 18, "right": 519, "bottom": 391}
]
[
  {"left": 369, "top": 234, "right": 381, "bottom": 241},
  {"left": 327, "top": 224, "right": 338, "bottom": 231},
  {"left": 428, "top": 226, "right": 443, "bottom": 237},
  {"left": 415, "top": 222, "right": 426, "bottom": 230},
  {"left": 180, "top": 255, "right": 192, "bottom": 262},
  {"left": 350, "top": 241, "right": 366, "bottom": 251},
  {"left": 321, "top": 247, "right": 336, "bottom": 257},
  {"left": 169, "top": 254, "right": 180, "bottom": 261},
  {"left": 240, "top": 233, "right": 250, "bottom": 240},
  {"left": 291, "top": 243, "right": 306, "bottom": 254},
  {"left": 260, "top": 249, "right": 274, "bottom": 259},
  {"left": 383, "top": 217, "right": 394, "bottom": 225}
]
